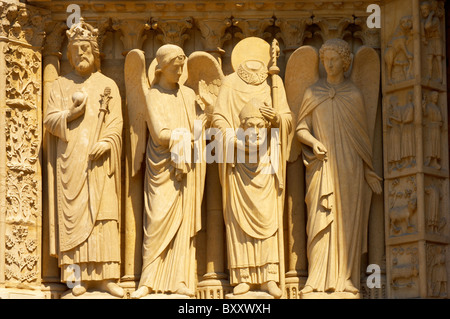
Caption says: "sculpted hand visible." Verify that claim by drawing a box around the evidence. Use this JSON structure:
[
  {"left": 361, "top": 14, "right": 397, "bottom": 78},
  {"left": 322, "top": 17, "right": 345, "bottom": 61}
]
[
  {"left": 198, "top": 80, "right": 214, "bottom": 108},
  {"left": 312, "top": 141, "right": 327, "bottom": 161},
  {"left": 67, "top": 94, "right": 88, "bottom": 122},
  {"left": 89, "top": 141, "right": 110, "bottom": 161},
  {"left": 259, "top": 105, "right": 280, "bottom": 127},
  {"left": 365, "top": 169, "right": 383, "bottom": 194},
  {"left": 192, "top": 116, "right": 205, "bottom": 141}
]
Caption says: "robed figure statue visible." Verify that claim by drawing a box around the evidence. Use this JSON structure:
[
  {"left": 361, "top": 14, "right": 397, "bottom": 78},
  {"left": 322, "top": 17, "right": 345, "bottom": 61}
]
[
  {"left": 124, "top": 44, "right": 223, "bottom": 298},
  {"left": 212, "top": 37, "right": 293, "bottom": 298},
  {"left": 288, "top": 38, "right": 382, "bottom": 298},
  {"left": 44, "top": 19, "right": 124, "bottom": 297}
]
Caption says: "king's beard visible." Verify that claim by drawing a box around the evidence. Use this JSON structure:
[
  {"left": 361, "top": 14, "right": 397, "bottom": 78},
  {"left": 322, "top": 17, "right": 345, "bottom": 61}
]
[{"left": 73, "top": 58, "right": 95, "bottom": 76}]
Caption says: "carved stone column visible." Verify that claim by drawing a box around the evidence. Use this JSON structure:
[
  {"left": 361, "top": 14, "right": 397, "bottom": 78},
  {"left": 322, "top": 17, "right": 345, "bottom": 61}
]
[
  {"left": 196, "top": 18, "right": 232, "bottom": 65},
  {"left": 0, "top": 1, "right": 48, "bottom": 299},
  {"left": 275, "top": 14, "right": 313, "bottom": 299},
  {"left": 275, "top": 16, "right": 313, "bottom": 63},
  {"left": 351, "top": 16, "right": 387, "bottom": 299},
  {"left": 150, "top": 17, "right": 193, "bottom": 47},
  {"left": 232, "top": 17, "right": 274, "bottom": 41},
  {"left": 382, "top": 0, "right": 449, "bottom": 298},
  {"left": 312, "top": 16, "right": 353, "bottom": 42},
  {"left": 112, "top": 19, "right": 150, "bottom": 56},
  {"left": 41, "top": 20, "right": 67, "bottom": 299},
  {"left": 112, "top": 19, "right": 150, "bottom": 296},
  {"left": 196, "top": 163, "right": 232, "bottom": 299},
  {"left": 195, "top": 17, "right": 232, "bottom": 299}
]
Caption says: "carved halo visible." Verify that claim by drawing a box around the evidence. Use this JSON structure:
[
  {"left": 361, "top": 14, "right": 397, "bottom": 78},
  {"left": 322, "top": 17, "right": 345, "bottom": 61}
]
[{"left": 231, "top": 36, "right": 271, "bottom": 71}]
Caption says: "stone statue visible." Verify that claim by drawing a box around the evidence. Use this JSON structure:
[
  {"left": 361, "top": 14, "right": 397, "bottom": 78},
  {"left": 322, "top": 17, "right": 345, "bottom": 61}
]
[
  {"left": 124, "top": 45, "right": 223, "bottom": 298},
  {"left": 428, "top": 245, "right": 447, "bottom": 297},
  {"left": 425, "top": 183, "right": 441, "bottom": 233},
  {"left": 384, "top": 15, "right": 413, "bottom": 84},
  {"left": 422, "top": 91, "right": 442, "bottom": 170},
  {"left": 387, "top": 95, "right": 403, "bottom": 171},
  {"left": 387, "top": 92, "right": 415, "bottom": 171},
  {"left": 44, "top": 19, "right": 124, "bottom": 297},
  {"left": 420, "top": 0, "right": 443, "bottom": 83},
  {"left": 290, "top": 39, "right": 382, "bottom": 298},
  {"left": 400, "top": 91, "right": 415, "bottom": 168},
  {"left": 212, "top": 37, "right": 292, "bottom": 298}
]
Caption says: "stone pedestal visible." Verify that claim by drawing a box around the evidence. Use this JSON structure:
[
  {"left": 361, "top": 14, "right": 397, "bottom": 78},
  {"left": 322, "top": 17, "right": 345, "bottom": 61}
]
[
  {"left": 0, "top": 287, "right": 46, "bottom": 299},
  {"left": 225, "top": 291, "right": 274, "bottom": 299},
  {"left": 300, "top": 291, "right": 360, "bottom": 299},
  {"left": 285, "top": 271, "right": 307, "bottom": 299},
  {"left": 197, "top": 277, "right": 232, "bottom": 299},
  {"left": 61, "top": 291, "right": 124, "bottom": 299},
  {"left": 141, "top": 293, "right": 193, "bottom": 299}
]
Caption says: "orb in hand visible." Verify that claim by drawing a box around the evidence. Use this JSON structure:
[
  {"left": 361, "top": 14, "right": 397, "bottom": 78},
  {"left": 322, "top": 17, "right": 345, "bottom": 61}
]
[{"left": 72, "top": 91, "right": 86, "bottom": 106}]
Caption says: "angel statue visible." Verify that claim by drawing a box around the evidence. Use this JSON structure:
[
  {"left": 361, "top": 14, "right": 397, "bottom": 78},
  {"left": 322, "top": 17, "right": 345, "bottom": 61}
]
[
  {"left": 212, "top": 37, "right": 293, "bottom": 298},
  {"left": 287, "top": 38, "right": 382, "bottom": 298},
  {"left": 44, "top": 18, "right": 124, "bottom": 298},
  {"left": 124, "top": 44, "right": 224, "bottom": 298}
]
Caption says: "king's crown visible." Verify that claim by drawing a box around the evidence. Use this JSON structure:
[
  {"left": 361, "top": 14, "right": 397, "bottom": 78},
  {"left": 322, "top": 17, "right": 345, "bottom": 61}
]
[{"left": 66, "top": 18, "right": 98, "bottom": 42}]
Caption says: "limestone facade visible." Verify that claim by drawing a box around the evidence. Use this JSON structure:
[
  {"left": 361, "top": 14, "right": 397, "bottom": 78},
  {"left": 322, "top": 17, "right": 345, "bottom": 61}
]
[{"left": 0, "top": 0, "right": 448, "bottom": 299}]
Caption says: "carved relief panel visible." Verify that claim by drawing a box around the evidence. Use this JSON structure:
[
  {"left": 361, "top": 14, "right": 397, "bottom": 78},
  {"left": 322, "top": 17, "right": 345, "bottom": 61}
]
[
  {"left": 4, "top": 42, "right": 42, "bottom": 289},
  {"left": 424, "top": 176, "right": 448, "bottom": 236},
  {"left": 422, "top": 89, "right": 446, "bottom": 171},
  {"left": 382, "top": 0, "right": 449, "bottom": 299},
  {"left": 419, "top": 0, "right": 445, "bottom": 85},
  {"left": 388, "top": 176, "right": 418, "bottom": 237},
  {"left": 384, "top": 15, "right": 414, "bottom": 85},
  {"left": 389, "top": 244, "right": 420, "bottom": 298},
  {"left": 0, "top": 1, "right": 46, "bottom": 291},
  {"left": 426, "top": 243, "right": 448, "bottom": 298},
  {"left": 385, "top": 91, "right": 416, "bottom": 173}
]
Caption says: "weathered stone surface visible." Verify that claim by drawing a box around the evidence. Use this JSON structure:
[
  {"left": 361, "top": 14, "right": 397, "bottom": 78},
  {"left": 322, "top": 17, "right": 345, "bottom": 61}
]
[{"left": 0, "top": 0, "right": 447, "bottom": 300}]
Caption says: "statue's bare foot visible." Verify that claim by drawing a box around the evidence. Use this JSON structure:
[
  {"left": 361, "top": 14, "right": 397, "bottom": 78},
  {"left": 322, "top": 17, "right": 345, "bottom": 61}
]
[
  {"left": 72, "top": 284, "right": 87, "bottom": 297},
  {"left": 431, "top": 158, "right": 441, "bottom": 170},
  {"left": 176, "top": 283, "right": 195, "bottom": 297},
  {"left": 233, "top": 283, "right": 250, "bottom": 295},
  {"left": 300, "top": 285, "right": 313, "bottom": 295},
  {"left": 261, "top": 281, "right": 282, "bottom": 298},
  {"left": 344, "top": 281, "right": 359, "bottom": 294},
  {"left": 131, "top": 286, "right": 150, "bottom": 299},
  {"left": 102, "top": 281, "right": 125, "bottom": 298}
]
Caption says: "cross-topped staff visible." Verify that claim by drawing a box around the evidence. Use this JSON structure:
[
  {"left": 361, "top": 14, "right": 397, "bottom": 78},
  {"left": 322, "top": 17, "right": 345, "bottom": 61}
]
[
  {"left": 268, "top": 38, "right": 286, "bottom": 299},
  {"left": 90, "top": 87, "right": 112, "bottom": 159}
]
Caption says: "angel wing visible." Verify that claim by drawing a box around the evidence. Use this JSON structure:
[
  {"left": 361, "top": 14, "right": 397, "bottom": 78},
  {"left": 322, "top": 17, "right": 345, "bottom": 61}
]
[
  {"left": 185, "top": 51, "right": 225, "bottom": 117},
  {"left": 350, "top": 45, "right": 381, "bottom": 145},
  {"left": 124, "top": 49, "right": 149, "bottom": 177},
  {"left": 285, "top": 45, "right": 320, "bottom": 162}
]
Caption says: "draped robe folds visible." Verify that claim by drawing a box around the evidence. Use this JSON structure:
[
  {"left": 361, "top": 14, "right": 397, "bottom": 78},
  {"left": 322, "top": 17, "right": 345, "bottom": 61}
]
[
  {"left": 387, "top": 106, "right": 402, "bottom": 164},
  {"left": 296, "top": 79, "right": 374, "bottom": 292},
  {"left": 138, "top": 84, "right": 205, "bottom": 293},
  {"left": 44, "top": 71, "right": 123, "bottom": 281},
  {"left": 212, "top": 71, "right": 292, "bottom": 285},
  {"left": 424, "top": 102, "right": 442, "bottom": 161},
  {"left": 401, "top": 102, "right": 415, "bottom": 161}
]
